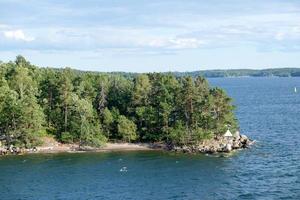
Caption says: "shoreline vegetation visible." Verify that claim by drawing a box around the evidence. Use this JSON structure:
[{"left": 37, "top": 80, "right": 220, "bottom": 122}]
[
  {"left": 172, "top": 68, "right": 300, "bottom": 78},
  {"left": 53, "top": 68, "right": 300, "bottom": 78},
  {"left": 0, "top": 56, "right": 253, "bottom": 156},
  {"left": 1, "top": 134, "right": 253, "bottom": 155}
]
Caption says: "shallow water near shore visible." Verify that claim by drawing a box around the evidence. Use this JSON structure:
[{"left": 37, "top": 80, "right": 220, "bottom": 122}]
[{"left": 1, "top": 77, "right": 300, "bottom": 200}]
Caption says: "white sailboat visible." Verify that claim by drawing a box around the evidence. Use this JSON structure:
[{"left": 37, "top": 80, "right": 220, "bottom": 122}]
[{"left": 295, "top": 87, "right": 297, "bottom": 93}]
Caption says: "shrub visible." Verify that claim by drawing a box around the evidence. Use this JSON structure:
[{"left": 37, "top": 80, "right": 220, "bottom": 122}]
[
  {"left": 61, "top": 132, "right": 74, "bottom": 143},
  {"left": 117, "top": 115, "right": 137, "bottom": 142}
]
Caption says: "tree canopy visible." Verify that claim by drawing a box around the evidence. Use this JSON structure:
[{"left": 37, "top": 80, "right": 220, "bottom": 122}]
[{"left": 0, "top": 56, "right": 238, "bottom": 147}]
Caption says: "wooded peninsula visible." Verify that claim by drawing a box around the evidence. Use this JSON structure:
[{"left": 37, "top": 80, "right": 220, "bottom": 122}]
[{"left": 0, "top": 56, "right": 252, "bottom": 154}]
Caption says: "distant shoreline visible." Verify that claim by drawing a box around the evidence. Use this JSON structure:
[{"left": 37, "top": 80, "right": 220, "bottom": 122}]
[
  {"left": 172, "top": 68, "right": 300, "bottom": 78},
  {"left": 48, "top": 67, "right": 300, "bottom": 78}
]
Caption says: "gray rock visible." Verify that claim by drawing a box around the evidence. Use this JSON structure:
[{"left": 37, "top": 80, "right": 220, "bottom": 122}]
[
  {"left": 232, "top": 141, "right": 241, "bottom": 149},
  {"left": 240, "top": 134, "right": 248, "bottom": 142},
  {"left": 225, "top": 144, "right": 232, "bottom": 152},
  {"left": 233, "top": 131, "right": 241, "bottom": 140},
  {"left": 0, "top": 147, "right": 7, "bottom": 155},
  {"left": 170, "top": 133, "right": 252, "bottom": 154}
]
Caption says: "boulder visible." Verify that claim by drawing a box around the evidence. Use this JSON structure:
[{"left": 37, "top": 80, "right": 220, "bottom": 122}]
[
  {"left": 240, "top": 134, "right": 248, "bottom": 143},
  {"left": 170, "top": 133, "right": 252, "bottom": 154},
  {"left": 209, "top": 146, "right": 217, "bottom": 153},
  {"left": 182, "top": 146, "right": 192, "bottom": 153},
  {"left": 9, "top": 145, "right": 14, "bottom": 153},
  {"left": 238, "top": 134, "right": 253, "bottom": 148},
  {"left": 233, "top": 131, "right": 241, "bottom": 140},
  {"left": 198, "top": 146, "right": 207, "bottom": 153},
  {"left": 224, "top": 144, "right": 232, "bottom": 152},
  {"left": 245, "top": 139, "right": 254, "bottom": 147},
  {"left": 172, "top": 146, "right": 181, "bottom": 152},
  {"left": 219, "top": 142, "right": 226, "bottom": 149},
  {"left": 232, "top": 141, "right": 241, "bottom": 149},
  {"left": 0, "top": 147, "right": 7, "bottom": 155},
  {"left": 78, "top": 146, "right": 95, "bottom": 151}
]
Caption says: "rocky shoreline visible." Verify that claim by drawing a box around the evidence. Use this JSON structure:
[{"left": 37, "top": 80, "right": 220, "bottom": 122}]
[
  {"left": 0, "top": 133, "right": 253, "bottom": 156},
  {"left": 170, "top": 133, "right": 254, "bottom": 153}
]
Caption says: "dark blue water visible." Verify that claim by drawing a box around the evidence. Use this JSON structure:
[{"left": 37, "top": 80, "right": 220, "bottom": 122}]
[{"left": 1, "top": 77, "right": 300, "bottom": 200}]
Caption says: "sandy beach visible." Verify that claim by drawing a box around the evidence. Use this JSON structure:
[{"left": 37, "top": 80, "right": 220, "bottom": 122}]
[
  {"left": 36, "top": 143, "right": 157, "bottom": 153},
  {"left": 31, "top": 137, "right": 164, "bottom": 154}
]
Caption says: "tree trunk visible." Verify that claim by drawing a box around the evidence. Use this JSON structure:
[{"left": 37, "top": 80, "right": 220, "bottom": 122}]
[{"left": 64, "top": 105, "right": 68, "bottom": 132}]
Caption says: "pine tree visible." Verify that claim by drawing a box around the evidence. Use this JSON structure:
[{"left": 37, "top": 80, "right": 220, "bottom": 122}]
[
  {"left": 58, "top": 68, "right": 74, "bottom": 135},
  {"left": 132, "top": 74, "right": 151, "bottom": 138},
  {"left": 72, "top": 95, "right": 107, "bottom": 147},
  {"left": 9, "top": 66, "right": 45, "bottom": 147},
  {"left": 117, "top": 115, "right": 137, "bottom": 142},
  {"left": 0, "top": 78, "right": 20, "bottom": 145}
]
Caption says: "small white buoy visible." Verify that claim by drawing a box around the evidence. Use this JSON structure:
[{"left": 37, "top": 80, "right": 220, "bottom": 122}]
[{"left": 120, "top": 167, "right": 127, "bottom": 172}]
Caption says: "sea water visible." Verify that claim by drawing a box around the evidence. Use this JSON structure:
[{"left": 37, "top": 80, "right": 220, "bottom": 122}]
[{"left": 0, "top": 77, "right": 299, "bottom": 200}]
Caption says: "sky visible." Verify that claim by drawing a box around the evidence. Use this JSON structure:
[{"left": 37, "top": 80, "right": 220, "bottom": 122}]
[{"left": 0, "top": 0, "right": 300, "bottom": 72}]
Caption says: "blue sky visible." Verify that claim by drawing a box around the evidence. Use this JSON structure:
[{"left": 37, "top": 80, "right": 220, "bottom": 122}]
[{"left": 0, "top": 0, "right": 300, "bottom": 72}]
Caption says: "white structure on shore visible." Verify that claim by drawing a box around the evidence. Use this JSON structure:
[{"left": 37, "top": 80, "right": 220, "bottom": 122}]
[{"left": 224, "top": 129, "right": 233, "bottom": 137}]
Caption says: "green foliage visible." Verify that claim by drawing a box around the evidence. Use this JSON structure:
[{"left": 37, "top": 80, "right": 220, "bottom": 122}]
[
  {"left": 191, "top": 128, "right": 213, "bottom": 142},
  {"left": 117, "top": 115, "right": 137, "bottom": 142},
  {"left": 0, "top": 61, "right": 45, "bottom": 147},
  {"left": 80, "top": 131, "right": 107, "bottom": 147},
  {"left": 0, "top": 56, "right": 239, "bottom": 148},
  {"left": 173, "top": 68, "right": 300, "bottom": 78},
  {"left": 108, "top": 75, "right": 133, "bottom": 114},
  {"left": 167, "top": 121, "right": 187, "bottom": 146},
  {"left": 58, "top": 68, "right": 74, "bottom": 133},
  {"left": 61, "top": 132, "right": 74, "bottom": 143},
  {"left": 71, "top": 94, "right": 107, "bottom": 147},
  {"left": 209, "top": 88, "right": 238, "bottom": 135},
  {"left": 102, "top": 107, "right": 113, "bottom": 137},
  {"left": 0, "top": 78, "right": 20, "bottom": 145}
]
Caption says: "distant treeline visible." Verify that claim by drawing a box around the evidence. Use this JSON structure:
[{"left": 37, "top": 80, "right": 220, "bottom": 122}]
[
  {"left": 54, "top": 68, "right": 300, "bottom": 78},
  {"left": 173, "top": 68, "right": 300, "bottom": 78},
  {"left": 0, "top": 56, "right": 238, "bottom": 148}
]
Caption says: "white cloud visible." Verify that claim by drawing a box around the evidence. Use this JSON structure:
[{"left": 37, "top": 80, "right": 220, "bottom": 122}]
[
  {"left": 169, "top": 38, "right": 206, "bottom": 49},
  {"left": 3, "top": 30, "right": 35, "bottom": 42},
  {"left": 0, "top": 24, "right": 8, "bottom": 29},
  {"left": 148, "top": 38, "right": 167, "bottom": 48},
  {"left": 275, "top": 32, "right": 285, "bottom": 41},
  {"left": 147, "top": 37, "right": 206, "bottom": 49}
]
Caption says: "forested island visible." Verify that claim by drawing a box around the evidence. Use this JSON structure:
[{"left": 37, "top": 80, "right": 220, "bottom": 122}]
[
  {"left": 172, "top": 68, "right": 300, "bottom": 78},
  {"left": 111, "top": 68, "right": 300, "bottom": 78},
  {"left": 0, "top": 56, "right": 252, "bottom": 155}
]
